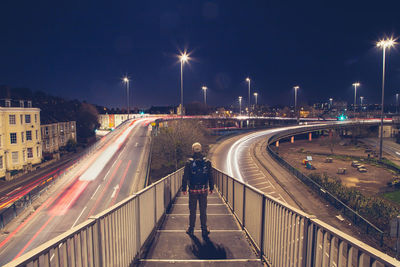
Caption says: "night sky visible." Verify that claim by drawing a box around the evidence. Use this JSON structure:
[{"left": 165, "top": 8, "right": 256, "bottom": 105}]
[{"left": 1, "top": 1, "right": 400, "bottom": 109}]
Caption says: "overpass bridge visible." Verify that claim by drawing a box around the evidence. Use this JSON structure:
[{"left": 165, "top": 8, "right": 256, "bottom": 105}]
[{"left": 4, "top": 120, "right": 400, "bottom": 266}]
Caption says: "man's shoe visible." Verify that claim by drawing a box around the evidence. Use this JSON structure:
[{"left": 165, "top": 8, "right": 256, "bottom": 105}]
[
  {"left": 186, "top": 227, "right": 194, "bottom": 236},
  {"left": 202, "top": 227, "right": 210, "bottom": 237}
]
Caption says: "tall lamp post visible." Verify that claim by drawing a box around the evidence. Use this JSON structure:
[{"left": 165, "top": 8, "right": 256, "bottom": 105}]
[
  {"left": 246, "top": 77, "right": 251, "bottom": 115},
  {"left": 123, "top": 76, "right": 130, "bottom": 120},
  {"left": 254, "top": 92, "right": 258, "bottom": 106},
  {"left": 202, "top": 86, "right": 208, "bottom": 105},
  {"left": 396, "top": 93, "right": 399, "bottom": 114},
  {"left": 352, "top": 82, "right": 360, "bottom": 119},
  {"left": 179, "top": 52, "right": 189, "bottom": 116},
  {"left": 239, "top": 96, "right": 243, "bottom": 115},
  {"left": 329, "top": 98, "right": 333, "bottom": 108},
  {"left": 293, "top": 86, "right": 299, "bottom": 121},
  {"left": 377, "top": 37, "right": 396, "bottom": 160},
  {"left": 360, "top": 96, "right": 364, "bottom": 116}
]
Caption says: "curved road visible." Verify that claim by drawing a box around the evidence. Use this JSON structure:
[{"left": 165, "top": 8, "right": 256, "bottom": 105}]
[
  {"left": 0, "top": 117, "right": 155, "bottom": 265},
  {"left": 209, "top": 124, "right": 379, "bottom": 248}
]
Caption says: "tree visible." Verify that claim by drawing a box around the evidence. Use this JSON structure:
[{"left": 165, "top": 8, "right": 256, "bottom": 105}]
[
  {"left": 65, "top": 138, "right": 77, "bottom": 152},
  {"left": 76, "top": 103, "right": 100, "bottom": 144},
  {"left": 151, "top": 120, "right": 211, "bottom": 180}
]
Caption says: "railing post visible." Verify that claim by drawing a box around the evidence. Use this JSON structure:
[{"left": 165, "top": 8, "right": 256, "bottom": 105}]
[
  {"left": 136, "top": 196, "right": 141, "bottom": 260},
  {"left": 242, "top": 187, "right": 246, "bottom": 229},
  {"left": 232, "top": 180, "right": 235, "bottom": 211},
  {"left": 260, "top": 195, "right": 266, "bottom": 260}
]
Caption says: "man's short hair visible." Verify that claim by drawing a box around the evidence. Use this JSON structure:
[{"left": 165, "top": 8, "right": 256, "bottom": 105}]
[{"left": 192, "top": 142, "right": 202, "bottom": 153}]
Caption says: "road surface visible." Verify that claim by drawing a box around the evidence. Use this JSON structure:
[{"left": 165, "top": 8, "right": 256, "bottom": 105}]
[{"left": 0, "top": 118, "right": 154, "bottom": 265}]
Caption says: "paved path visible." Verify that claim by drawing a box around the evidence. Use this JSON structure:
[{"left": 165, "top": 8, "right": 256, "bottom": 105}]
[{"left": 139, "top": 191, "right": 263, "bottom": 266}]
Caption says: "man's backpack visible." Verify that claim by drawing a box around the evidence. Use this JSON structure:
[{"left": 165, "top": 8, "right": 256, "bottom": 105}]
[{"left": 189, "top": 158, "right": 209, "bottom": 185}]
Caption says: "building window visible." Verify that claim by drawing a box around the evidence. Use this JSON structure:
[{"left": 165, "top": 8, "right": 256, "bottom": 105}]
[
  {"left": 27, "top": 148, "right": 33, "bottom": 158},
  {"left": 46, "top": 139, "right": 49, "bottom": 149},
  {"left": 26, "top": 131, "right": 32, "bottom": 141},
  {"left": 21, "top": 132, "right": 24, "bottom": 143},
  {"left": 27, "top": 101, "right": 32, "bottom": 107},
  {"left": 35, "top": 114, "right": 37, "bottom": 123},
  {"left": 10, "top": 133, "right": 17, "bottom": 144},
  {"left": 9, "top": 115, "right": 16, "bottom": 125},
  {"left": 25, "top": 114, "right": 31, "bottom": 124},
  {"left": 12, "top": 152, "right": 18, "bottom": 164},
  {"left": 45, "top": 127, "right": 49, "bottom": 136},
  {"left": 0, "top": 156, "right": 2, "bottom": 169},
  {"left": 61, "top": 135, "right": 65, "bottom": 144},
  {"left": 36, "top": 130, "right": 38, "bottom": 140}
]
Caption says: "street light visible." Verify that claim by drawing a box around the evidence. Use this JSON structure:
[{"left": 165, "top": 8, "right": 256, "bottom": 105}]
[
  {"left": 253, "top": 92, "right": 258, "bottom": 106},
  {"left": 239, "top": 96, "right": 243, "bottom": 115},
  {"left": 293, "top": 86, "right": 299, "bottom": 121},
  {"left": 377, "top": 37, "right": 397, "bottom": 160},
  {"left": 396, "top": 93, "right": 399, "bottom": 114},
  {"left": 360, "top": 96, "right": 364, "bottom": 106},
  {"left": 179, "top": 52, "right": 189, "bottom": 116},
  {"left": 123, "top": 76, "right": 130, "bottom": 120},
  {"left": 352, "top": 82, "right": 360, "bottom": 118},
  {"left": 202, "top": 86, "right": 208, "bottom": 105},
  {"left": 246, "top": 77, "right": 251, "bottom": 115},
  {"left": 329, "top": 98, "right": 333, "bottom": 108}
]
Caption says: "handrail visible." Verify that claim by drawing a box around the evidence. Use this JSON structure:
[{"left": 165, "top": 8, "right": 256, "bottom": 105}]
[
  {"left": 4, "top": 168, "right": 184, "bottom": 267},
  {"left": 212, "top": 167, "right": 399, "bottom": 266},
  {"left": 265, "top": 123, "right": 386, "bottom": 244}
]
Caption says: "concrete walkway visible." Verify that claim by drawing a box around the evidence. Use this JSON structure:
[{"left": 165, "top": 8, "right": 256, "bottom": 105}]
[{"left": 139, "top": 192, "right": 263, "bottom": 266}]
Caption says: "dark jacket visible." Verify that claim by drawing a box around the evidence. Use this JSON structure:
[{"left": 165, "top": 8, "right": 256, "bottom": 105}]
[{"left": 182, "top": 152, "right": 214, "bottom": 192}]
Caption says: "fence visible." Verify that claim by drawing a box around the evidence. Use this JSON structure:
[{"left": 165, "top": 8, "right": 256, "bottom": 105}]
[
  {"left": 0, "top": 120, "right": 130, "bottom": 230},
  {"left": 267, "top": 129, "right": 385, "bottom": 246},
  {"left": 5, "top": 168, "right": 183, "bottom": 267},
  {"left": 213, "top": 168, "right": 399, "bottom": 267}
]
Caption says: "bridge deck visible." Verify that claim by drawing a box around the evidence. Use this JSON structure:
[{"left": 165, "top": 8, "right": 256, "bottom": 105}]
[{"left": 139, "top": 191, "right": 263, "bottom": 266}]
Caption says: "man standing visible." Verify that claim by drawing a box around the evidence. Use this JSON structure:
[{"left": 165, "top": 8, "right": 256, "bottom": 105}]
[{"left": 182, "top": 142, "right": 214, "bottom": 238}]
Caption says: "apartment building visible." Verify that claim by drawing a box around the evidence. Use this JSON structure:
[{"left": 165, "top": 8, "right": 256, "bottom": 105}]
[
  {"left": 98, "top": 114, "right": 130, "bottom": 129},
  {"left": 41, "top": 121, "right": 76, "bottom": 154},
  {"left": 0, "top": 99, "right": 42, "bottom": 180}
]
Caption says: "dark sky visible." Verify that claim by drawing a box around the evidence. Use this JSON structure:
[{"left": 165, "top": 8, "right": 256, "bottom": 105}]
[{"left": 1, "top": 1, "right": 400, "bottom": 109}]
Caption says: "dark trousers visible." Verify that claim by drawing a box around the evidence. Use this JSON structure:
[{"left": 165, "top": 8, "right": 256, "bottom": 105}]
[{"left": 188, "top": 192, "right": 207, "bottom": 229}]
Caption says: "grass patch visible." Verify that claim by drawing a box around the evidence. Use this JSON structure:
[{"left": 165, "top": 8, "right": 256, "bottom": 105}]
[{"left": 383, "top": 191, "right": 400, "bottom": 204}]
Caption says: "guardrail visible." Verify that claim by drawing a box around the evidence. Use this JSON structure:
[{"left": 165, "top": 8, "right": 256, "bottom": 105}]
[
  {"left": 213, "top": 168, "right": 399, "bottom": 267},
  {"left": 5, "top": 168, "right": 183, "bottom": 267},
  {"left": 0, "top": 120, "right": 130, "bottom": 230},
  {"left": 266, "top": 124, "right": 386, "bottom": 246}
]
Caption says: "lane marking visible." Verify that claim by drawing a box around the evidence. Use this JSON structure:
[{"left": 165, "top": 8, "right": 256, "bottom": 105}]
[
  {"left": 91, "top": 185, "right": 101, "bottom": 200},
  {"left": 110, "top": 160, "right": 132, "bottom": 206},
  {"left": 71, "top": 206, "right": 87, "bottom": 229}
]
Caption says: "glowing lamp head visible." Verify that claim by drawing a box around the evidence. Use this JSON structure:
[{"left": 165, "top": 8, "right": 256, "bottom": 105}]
[
  {"left": 180, "top": 53, "right": 189, "bottom": 63},
  {"left": 239, "top": 96, "right": 242, "bottom": 101},
  {"left": 254, "top": 92, "right": 258, "bottom": 96},
  {"left": 123, "top": 77, "right": 129, "bottom": 83},
  {"left": 293, "top": 86, "right": 299, "bottom": 90},
  {"left": 377, "top": 37, "right": 397, "bottom": 49},
  {"left": 246, "top": 77, "right": 250, "bottom": 82},
  {"left": 202, "top": 86, "right": 207, "bottom": 90},
  {"left": 352, "top": 82, "right": 360, "bottom": 87}
]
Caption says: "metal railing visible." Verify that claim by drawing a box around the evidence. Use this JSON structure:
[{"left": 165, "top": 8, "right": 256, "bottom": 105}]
[
  {"left": 213, "top": 168, "right": 399, "bottom": 267},
  {"left": 5, "top": 168, "right": 183, "bottom": 267},
  {"left": 267, "top": 125, "right": 386, "bottom": 245}
]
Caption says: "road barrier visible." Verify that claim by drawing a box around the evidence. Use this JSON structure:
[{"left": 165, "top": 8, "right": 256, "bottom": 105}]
[
  {"left": 266, "top": 128, "right": 386, "bottom": 247},
  {"left": 4, "top": 168, "right": 183, "bottom": 267},
  {"left": 213, "top": 168, "right": 399, "bottom": 267}
]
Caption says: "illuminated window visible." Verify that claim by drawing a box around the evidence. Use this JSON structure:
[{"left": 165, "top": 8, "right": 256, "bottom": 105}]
[
  {"left": 10, "top": 133, "right": 17, "bottom": 144},
  {"left": 27, "top": 148, "right": 33, "bottom": 158},
  {"left": 12, "top": 152, "right": 18, "bottom": 164},
  {"left": 9, "top": 115, "right": 16, "bottom": 125}
]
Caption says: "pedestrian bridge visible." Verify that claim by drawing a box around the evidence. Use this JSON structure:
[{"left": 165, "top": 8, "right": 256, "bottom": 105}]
[{"left": 5, "top": 169, "right": 399, "bottom": 266}]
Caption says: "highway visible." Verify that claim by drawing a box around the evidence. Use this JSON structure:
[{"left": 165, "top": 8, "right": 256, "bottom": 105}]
[
  {"left": 0, "top": 117, "right": 154, "bottom": 265},
  {"left": 209, "top": 124, "right": 379, "bottom": 246}
]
